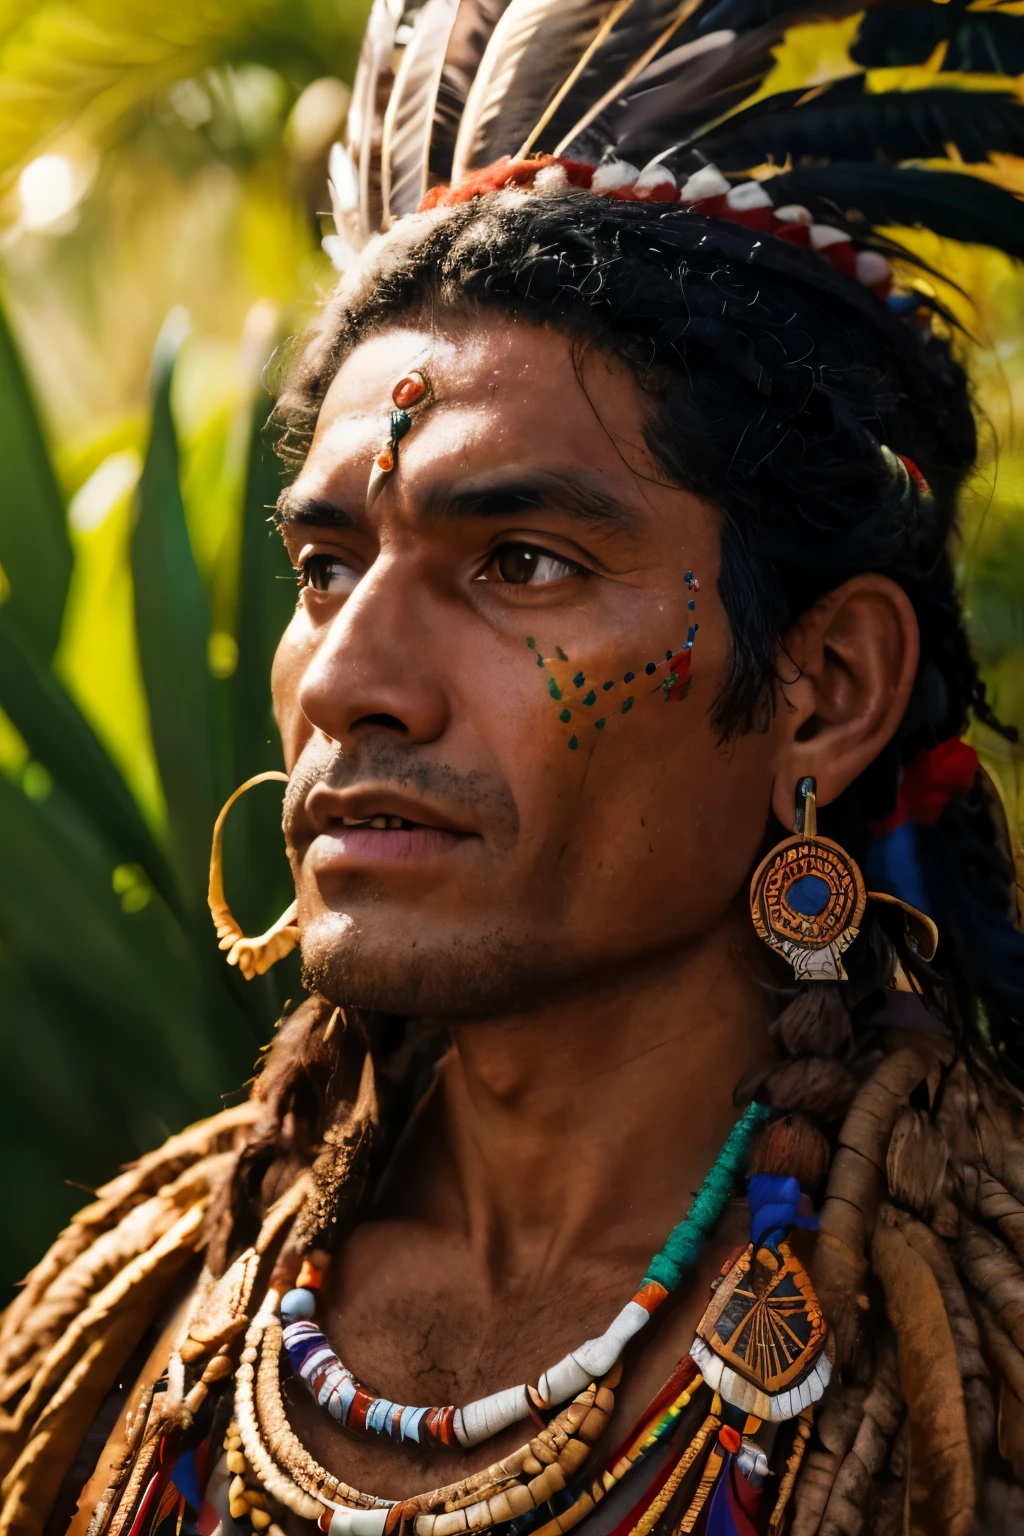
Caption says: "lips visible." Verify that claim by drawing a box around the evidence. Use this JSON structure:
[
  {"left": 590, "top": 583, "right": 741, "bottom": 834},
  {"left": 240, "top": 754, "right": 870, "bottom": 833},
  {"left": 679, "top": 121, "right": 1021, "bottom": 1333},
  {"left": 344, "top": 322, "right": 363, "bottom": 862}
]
[
  {"left": 300, "top": 786, "right": 477, "bottom": 873},
  {"left": 311, "top": 823, "right": 468, "bottom": 869}
]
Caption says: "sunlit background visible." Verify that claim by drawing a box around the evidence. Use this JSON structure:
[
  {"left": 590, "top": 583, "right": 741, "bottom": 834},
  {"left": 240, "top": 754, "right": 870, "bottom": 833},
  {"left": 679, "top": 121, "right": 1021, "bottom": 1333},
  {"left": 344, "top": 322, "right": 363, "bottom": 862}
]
[{"left": 0, "top": 1, "right": 1023, "bottom": 1297}]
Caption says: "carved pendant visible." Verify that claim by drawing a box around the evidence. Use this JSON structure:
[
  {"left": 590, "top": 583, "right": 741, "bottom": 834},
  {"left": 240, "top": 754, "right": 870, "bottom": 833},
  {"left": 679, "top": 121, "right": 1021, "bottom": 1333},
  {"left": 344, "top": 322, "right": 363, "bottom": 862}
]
[{"left": 690, "top": 1241, "right": 832, "bottom": 1421}]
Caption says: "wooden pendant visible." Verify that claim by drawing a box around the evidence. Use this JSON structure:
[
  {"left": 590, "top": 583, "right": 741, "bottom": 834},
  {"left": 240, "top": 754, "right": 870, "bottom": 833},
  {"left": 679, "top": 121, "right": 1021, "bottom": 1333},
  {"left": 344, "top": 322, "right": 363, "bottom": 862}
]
[{"left": 691, "top": 1241, "right": 832, "bottom": 1420}]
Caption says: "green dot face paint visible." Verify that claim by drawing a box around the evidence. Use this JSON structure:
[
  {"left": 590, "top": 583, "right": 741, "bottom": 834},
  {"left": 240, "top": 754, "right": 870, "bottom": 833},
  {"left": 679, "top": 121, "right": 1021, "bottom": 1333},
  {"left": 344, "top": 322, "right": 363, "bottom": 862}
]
[{"left": 527, "top": 572, "right": 699, "bottom": 749}]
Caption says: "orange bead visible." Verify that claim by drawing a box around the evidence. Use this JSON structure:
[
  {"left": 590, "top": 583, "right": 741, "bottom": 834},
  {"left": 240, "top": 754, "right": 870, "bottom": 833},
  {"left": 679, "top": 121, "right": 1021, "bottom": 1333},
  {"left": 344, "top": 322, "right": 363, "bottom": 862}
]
[
  {"left": 296, "top": 1259, "right": 323, "bottom": 1291},
  {"left": 718, "top": 1424, "right": 742, "bottom": 1454},
  {"left": 392, "top": 372, "right": 426, "bottom": 409},
  {"left": 376, "top": 444, "right": 395, "bottom": 472}
]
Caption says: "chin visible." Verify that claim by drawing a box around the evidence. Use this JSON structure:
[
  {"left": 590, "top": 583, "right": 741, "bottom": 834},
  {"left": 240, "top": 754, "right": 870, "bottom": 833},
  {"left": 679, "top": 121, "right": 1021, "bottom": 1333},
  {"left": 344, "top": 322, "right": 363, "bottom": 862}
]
[{"left": 298, "top": 909, "right": 566, "bottom": 1021}]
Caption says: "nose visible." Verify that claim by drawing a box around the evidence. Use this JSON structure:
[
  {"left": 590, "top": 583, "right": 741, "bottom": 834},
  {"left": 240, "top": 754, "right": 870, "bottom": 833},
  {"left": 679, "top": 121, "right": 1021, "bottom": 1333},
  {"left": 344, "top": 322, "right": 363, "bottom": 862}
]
[{"left": 296, "top": 556, "right": 451, "bottom": 750}]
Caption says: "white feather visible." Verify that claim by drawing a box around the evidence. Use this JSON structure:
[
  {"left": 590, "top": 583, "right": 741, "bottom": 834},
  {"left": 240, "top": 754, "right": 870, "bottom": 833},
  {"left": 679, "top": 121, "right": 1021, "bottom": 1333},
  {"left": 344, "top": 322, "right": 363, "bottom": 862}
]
[
  {"left": 347, "top": 0, "right": 407, "bottom": 240},
  {"left": 452, "top": 0, "right": 624, "bottom": 179},
  {"left": 382, "top": 0, "right": 462, "bottom": 221}
]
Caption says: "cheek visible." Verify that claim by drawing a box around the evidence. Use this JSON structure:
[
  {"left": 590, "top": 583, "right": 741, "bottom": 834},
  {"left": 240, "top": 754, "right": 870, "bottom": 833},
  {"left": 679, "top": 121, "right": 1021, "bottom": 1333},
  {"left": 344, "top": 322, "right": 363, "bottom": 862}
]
[
  {"left": 510, "top": 604, "right": 769, "bottom": 934},
  {"left": 271, "top": 611, "right": 316, "bottom": 766}
]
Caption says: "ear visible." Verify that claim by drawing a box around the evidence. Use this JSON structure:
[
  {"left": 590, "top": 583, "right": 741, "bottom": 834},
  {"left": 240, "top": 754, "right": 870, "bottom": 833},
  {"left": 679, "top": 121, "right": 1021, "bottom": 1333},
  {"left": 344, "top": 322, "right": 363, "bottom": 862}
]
[{"left": 771, "top": 575, "right": 920, "bottom": 831}]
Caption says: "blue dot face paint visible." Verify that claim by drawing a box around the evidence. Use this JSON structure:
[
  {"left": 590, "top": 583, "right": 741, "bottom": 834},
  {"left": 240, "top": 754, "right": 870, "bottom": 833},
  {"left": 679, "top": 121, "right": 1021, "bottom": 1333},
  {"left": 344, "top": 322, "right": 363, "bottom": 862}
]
[{"left": 526, "top": 571, "right": 699, "bottom": 749}]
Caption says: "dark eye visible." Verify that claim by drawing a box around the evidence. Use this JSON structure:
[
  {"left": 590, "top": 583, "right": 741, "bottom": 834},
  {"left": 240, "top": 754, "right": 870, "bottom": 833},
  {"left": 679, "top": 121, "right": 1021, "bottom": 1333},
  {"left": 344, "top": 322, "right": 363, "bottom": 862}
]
[
  {"left": 485, "top": 544, "right": 581, "bottom": 586},
  {"left": 299, "top": 554, "right": 358, "bottom": 594}
]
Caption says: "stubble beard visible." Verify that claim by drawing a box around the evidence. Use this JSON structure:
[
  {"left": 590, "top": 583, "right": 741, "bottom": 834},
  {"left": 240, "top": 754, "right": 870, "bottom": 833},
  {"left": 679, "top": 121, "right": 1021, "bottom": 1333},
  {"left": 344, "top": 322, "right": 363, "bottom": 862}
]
[{"left": 298, "top": 909, "right": 585, "bottom": 1023}]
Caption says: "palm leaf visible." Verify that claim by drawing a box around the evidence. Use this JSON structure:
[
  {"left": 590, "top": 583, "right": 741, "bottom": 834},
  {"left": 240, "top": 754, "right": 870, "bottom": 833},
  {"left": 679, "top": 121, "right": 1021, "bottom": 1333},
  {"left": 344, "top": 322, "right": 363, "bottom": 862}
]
[
  {"left": 0, "top": 0, "right": 372, "bottom": 186},
  {"left": 0, "top": 303, "right": 71, "bottom": 662},
  {"left": 225, "top": 394, "right": 303, "bottom": 1016},
  {"left": 0, "top": 771, "right": 254, "bottom": 1114},
  {"left": 0, "top": 612, "right": 179, "bottom": 913},
  {"left": 131, "top": 327, "right": 222, "bottom": 909}
]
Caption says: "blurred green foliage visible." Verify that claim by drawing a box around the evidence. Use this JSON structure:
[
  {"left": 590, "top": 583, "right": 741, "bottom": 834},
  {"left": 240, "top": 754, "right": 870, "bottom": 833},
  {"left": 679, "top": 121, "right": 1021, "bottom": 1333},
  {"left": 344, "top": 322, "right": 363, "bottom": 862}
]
[
  {"left": 0, "top": 0, "right": 370, "bottom": 1295},
  {"left": 0, "top": 0, "right": 1023, "bottom": 1307}
]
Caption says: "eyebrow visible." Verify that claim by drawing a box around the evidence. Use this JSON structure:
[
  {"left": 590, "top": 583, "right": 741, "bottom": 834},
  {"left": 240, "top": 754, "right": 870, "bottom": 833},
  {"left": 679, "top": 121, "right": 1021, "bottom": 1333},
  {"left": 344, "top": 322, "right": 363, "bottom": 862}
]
[
  {"left": 276, "top": 471, "right": 636, "bottom": 531},
  {"left": 275, "top": 489, "right": 355, "bottom": 528},
  {"left": 423, "top": 471, "right": 637, "bottom": 529}
]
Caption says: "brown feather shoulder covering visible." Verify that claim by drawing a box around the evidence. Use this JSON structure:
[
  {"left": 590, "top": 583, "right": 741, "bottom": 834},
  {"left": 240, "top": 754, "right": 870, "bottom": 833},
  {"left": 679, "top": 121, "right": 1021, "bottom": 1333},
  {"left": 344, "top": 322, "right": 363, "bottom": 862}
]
[{"left": 5, "top": 1025, "right": 1024, "bottom": 1534}]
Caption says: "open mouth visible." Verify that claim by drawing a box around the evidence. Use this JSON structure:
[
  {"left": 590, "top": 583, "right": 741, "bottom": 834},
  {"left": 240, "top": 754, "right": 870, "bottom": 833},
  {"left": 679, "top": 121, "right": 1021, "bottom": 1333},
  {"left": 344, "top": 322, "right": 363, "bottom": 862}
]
[
  {"left": 342, "top": 815, "right": 430, "bottom": 830},
  {"left": 305, "top": 803, "right": 474, "bottom": 874}
]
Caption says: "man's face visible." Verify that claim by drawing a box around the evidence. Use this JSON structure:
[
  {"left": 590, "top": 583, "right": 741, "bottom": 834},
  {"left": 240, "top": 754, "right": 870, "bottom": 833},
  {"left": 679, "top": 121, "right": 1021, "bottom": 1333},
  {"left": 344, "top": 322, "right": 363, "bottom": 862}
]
[{"left": 273, "top": 315, "right": 780, "bottom": 1017}]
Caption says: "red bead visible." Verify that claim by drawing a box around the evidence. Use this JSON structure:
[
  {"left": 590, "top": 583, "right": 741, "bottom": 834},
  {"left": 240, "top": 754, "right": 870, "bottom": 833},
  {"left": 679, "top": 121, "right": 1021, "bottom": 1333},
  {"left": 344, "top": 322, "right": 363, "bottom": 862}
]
[
  {"left": 726, "top": 205, "right": 773, "bottom": 232},
  {"left": 667, "top": 650, "right": 692, "bottom": 702},
  {"left": 559, "top": 159, "right": 595, "bottom": 189},
  {"left": 687, "top": 195, "right": 728, "bottom": 218},
  {"left": 821, "top": 240, "right": 856, "bottom": 277},
  {"left": 640, "top": 182, "right": 681, "bottom": 203},
  {"left": 348, "top": 1388, "right": 373, "bottom": 1431},
  {"left": 773, "top": 222, "right": 811, "bottom": 249},
  {"left": 719, "top": 1424, "right": 742, "bottom": 1454},
  {"left": 633, "top": 1280, "right": 670, "bottom": 1313},
  {"left": 392, "top": 373, "right": 426, "bottom": 409}
]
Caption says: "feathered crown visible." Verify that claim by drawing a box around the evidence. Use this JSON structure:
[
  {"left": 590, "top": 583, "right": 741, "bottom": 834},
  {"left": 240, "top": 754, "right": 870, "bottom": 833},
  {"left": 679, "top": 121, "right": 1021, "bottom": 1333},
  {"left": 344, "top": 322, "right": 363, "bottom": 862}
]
[{"left": 323, "top": 0, "right": 1024, "bottom": 299}]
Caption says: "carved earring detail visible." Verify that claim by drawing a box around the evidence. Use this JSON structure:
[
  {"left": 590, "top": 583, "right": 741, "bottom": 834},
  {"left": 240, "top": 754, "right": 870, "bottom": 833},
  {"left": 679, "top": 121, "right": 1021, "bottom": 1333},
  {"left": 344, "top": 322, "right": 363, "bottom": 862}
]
[
  {"left": 750, "top": 776, "right": 867, "bottom": 982},
  {"left": 208, "top": 770, "right": 300, "bottom": 980}
]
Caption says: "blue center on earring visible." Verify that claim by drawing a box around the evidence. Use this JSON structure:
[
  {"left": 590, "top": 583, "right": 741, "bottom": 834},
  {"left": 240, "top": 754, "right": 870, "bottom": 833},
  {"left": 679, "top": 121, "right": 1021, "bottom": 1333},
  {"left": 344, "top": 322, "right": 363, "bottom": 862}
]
[{"left": 785, "top": 874, "right": 831, "bottom": 916}]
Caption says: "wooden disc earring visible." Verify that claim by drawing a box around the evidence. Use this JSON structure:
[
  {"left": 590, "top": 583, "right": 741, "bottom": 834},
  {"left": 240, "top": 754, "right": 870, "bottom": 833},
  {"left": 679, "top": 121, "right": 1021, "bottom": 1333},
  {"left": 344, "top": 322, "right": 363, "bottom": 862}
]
[{"left": 749, "top": 776, "right": 867, "bottom": 982}]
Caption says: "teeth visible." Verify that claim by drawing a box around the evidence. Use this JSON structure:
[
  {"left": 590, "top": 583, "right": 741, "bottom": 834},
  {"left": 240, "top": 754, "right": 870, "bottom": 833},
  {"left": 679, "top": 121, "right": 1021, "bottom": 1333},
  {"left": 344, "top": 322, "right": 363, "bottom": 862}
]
[{"left": 342, "top": 814, "right": 409, "bottom": 829}]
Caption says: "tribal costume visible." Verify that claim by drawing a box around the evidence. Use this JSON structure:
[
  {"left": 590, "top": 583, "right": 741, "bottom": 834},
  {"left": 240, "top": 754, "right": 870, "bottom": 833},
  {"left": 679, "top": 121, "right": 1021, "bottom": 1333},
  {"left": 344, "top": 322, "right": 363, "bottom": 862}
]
[{"left": 4, "top": 0, "right": 1024, "bottom": 1531}]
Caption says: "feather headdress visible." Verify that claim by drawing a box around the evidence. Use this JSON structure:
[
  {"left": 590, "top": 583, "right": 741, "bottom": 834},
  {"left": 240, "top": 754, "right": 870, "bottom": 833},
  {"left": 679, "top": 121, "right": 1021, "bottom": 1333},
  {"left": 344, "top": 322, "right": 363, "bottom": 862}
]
[{"left": 326, "top": 0, "right": 1024, "bottom": 291}]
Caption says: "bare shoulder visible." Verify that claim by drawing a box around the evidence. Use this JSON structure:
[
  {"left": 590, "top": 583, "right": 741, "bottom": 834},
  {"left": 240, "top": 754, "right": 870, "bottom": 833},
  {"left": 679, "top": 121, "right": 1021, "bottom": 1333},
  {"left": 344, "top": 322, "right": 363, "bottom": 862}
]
[{"left": 0, "top": 1101, "right": 259, "bottom": 1535}]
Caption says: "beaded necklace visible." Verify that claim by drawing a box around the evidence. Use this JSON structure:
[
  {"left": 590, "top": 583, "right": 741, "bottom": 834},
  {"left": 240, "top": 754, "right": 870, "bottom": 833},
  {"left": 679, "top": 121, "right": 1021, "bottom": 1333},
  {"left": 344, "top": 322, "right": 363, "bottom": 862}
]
[
  {"left": 277, "top": 1103, "right": 770, "bottom": 1452},
  {"left": 223, "top": 1102, "right": 836, "bottom": 1536}
]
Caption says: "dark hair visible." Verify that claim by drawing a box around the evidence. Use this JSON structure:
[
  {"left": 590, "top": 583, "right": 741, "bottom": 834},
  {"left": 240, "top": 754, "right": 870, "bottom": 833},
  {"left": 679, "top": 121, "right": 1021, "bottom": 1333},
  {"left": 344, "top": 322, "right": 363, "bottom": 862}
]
[{"left": 271, "top": 188, "right": 1024, "bottom": 1087}]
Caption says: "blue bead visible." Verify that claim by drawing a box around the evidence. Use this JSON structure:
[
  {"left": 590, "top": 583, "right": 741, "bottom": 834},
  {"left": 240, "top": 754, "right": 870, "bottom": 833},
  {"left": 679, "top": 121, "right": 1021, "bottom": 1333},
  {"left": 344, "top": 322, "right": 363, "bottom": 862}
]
[
  {"left": 281, "top": 1287, "right": 317, "bottom": 1322},
  {"left": 785, "top": 874, "right": 831, "bottom": 917}
]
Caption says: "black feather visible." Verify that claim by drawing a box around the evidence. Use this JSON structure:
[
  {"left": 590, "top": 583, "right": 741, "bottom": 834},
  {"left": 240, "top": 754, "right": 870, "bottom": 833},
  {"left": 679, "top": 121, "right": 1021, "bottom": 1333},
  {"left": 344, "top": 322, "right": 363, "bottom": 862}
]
[
  {"left": 766, "top": 164, "right": 1024, "bottom": 259},
  {"left": 691, "top": 84, "right": 1024, "bottom": 171},
  {"left": 852, "top": 6, "right": 1024, "bottom": 75},
  {"left": 429, "top": 0, "right": 515, "bottom": 185},
  {"left": 536, "top": 0, "right": 708, "bottom": 157},
  {"left": 604, "top": 21, "right": 791, "bottom": 160}
]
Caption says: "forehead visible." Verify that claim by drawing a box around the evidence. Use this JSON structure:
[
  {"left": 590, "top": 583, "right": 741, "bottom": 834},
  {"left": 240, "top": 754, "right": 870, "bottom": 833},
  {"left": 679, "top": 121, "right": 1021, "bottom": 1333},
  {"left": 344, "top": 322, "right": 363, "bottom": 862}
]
[{"left": 293, "top": 315, "right": 657, "bottom": 504}]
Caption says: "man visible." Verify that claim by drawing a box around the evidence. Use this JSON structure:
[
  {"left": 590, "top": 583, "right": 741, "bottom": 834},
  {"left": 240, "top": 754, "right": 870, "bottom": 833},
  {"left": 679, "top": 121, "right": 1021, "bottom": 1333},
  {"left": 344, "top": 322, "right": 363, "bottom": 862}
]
[{"left": 3, "top": 0, "right": 1024, "bottom": 1531}]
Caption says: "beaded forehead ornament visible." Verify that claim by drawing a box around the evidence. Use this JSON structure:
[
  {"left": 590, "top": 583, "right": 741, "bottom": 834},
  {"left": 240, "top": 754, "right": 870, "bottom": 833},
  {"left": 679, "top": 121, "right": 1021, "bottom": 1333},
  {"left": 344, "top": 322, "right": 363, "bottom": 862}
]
[{"left": 366, "top": 371, "right": 432, "bottom": 509}]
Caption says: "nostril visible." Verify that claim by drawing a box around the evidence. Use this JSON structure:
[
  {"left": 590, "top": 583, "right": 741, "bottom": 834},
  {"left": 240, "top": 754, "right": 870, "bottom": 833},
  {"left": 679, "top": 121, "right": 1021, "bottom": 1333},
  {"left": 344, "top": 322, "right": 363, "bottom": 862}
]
[{"left": 351, "top": 713, "right": 408, "bottom": 733}]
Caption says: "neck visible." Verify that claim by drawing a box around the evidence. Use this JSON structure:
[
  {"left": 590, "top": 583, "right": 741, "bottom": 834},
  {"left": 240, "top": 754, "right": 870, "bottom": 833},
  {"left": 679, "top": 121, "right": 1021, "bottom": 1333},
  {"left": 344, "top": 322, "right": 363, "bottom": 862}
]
[{"left": 418, "top": 907, "right": 771, "bottom": 1288}]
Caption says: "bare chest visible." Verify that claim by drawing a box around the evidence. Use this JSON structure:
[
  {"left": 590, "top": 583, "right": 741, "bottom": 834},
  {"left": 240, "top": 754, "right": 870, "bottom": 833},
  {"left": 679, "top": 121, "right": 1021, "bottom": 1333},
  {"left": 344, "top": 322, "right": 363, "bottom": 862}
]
[{"left": 277, "top": 1213, "right": 744, "bottom": 1505}]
